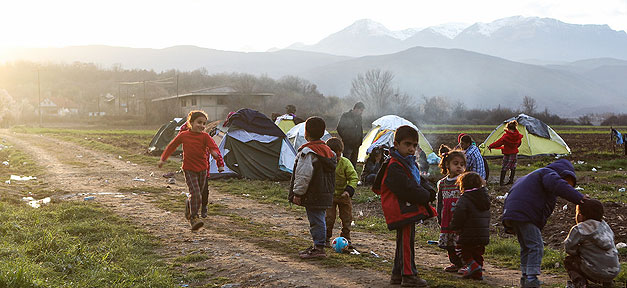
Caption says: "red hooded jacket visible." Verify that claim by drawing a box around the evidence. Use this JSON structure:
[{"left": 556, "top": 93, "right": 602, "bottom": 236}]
[{"left": 488, "top": 129, "right": 523, "bottom": 155}]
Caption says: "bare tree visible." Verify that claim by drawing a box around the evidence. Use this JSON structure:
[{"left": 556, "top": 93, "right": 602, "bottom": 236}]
[
  {"left": 350, "top": 69, "right": 395, "bottom": 114},
  {"left": 577, "top": 114, "right": 592, "bottom": 125},
  {"left": 522, "top": 96, "right": 537, "bottom": 114}
]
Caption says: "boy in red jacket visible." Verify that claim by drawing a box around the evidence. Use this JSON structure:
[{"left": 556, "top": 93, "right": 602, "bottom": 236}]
[
  {"left": 373, "top": 125, "right": 437, "bottom": 287},
  {"left": 489, "top": 120, "right": 523, "bottom": 186}
]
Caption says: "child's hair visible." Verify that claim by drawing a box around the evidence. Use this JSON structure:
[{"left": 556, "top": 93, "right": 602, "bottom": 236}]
[
  {"left": 187, "top": 110, "right": 208, "bottom": 128},
  {"left": 460, "top": 134, "right": 473, "bottom": 144},
  {"left": 326, "top": 137, "right": 344, "bottom": 155},
  {"left": 576, "top": 199, "right": 604, "bottom": 221},
  {"left": 506, "top": 120, "right": 518, "bottom": 131},
  {"left": 394, "top": 125, "right": 418, "bottom": 143},
  {"left": 456, "top": 171, "right": 483, "bottom": 192},
  {"left": 305, "top": 116, "right": 325, "bottom": 140},
  {"left": 438, "top": 144, "right": 466, "bottom": 175}
]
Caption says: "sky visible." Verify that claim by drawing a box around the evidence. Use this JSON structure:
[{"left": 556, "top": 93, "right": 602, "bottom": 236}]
[{"left": 2, "top": 0, "right": 627, "bottom": 52}]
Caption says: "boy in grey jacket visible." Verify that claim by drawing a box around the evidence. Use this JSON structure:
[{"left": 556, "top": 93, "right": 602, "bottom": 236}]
[{"left": 563, "top": 199, "right": 620, "bottom": 288}]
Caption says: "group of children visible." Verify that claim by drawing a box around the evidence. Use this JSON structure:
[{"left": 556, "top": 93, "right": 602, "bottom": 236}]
[{"left": 159, "top": 111, "right": 621, "bottom": 288}]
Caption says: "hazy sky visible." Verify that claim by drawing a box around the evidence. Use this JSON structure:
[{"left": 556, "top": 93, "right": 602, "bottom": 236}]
[{"left": 2, "top": 0, "right": 626, "bottom": 52}]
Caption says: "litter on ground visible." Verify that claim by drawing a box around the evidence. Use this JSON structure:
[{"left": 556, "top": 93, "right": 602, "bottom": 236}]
[
  {"left": 619, "top": 188, "right": 626, "bottom": 193},
  {"left": 10, "top": 175, "right": 37, "bottom": 181},
  {"left": 133, "top": 177, "right": 146, "bottom": 182},
  {"left": 616, "top": 242, "right": 626, "bottom": 249},
  {"left": 23, "top": 197, "right": 51, "bottom": 208},
  {"left": 575, "top": 186, "right": 584, "bottom": 191},
  {"left": 370, "top": 251, "right": 380, "bottom": 258},
  {"left": 2, "top": 161, "right": 8, "bottom": 165},
  {"left": 591, "top": 167, "right": 597, "bottom": 172},
  {"left": 84, "top": 196, "right": 96, "bottom": 201}
]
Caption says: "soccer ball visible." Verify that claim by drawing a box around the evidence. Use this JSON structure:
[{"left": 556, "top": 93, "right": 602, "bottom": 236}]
[{"left": 331, "top": 236, "right": 349, "bottom": 253}]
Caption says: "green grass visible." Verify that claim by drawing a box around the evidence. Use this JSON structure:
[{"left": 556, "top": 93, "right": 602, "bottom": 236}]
[{"left": 174, "top": 253, "right": 210, "bottom": 264}]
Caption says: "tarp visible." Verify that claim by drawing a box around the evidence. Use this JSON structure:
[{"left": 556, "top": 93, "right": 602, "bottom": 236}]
[
  {"left": 147, "top": 118, "right": 186, "bottom": 155},
  {"left": 357, "top": 115, "right": 433, "bottom": 163},
  {"left": 225, "top": 108, "right": 285, "bottom": 137},
  {"left": 479, "top": 114, "right": 571, "bottom": 157},
  {"left": 209, "top": 109, "right": 297, "bottom": 180},
  {"left": 286, "top": 122, "right": 332, "bottom": 150}
]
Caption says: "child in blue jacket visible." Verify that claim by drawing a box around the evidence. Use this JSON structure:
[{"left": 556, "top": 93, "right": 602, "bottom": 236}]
[{"left": 502, "top": 159, "right": 586, "bottom": 288}]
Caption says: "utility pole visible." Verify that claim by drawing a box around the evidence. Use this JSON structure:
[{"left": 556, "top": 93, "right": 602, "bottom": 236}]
[
  {"left": 176, "top": 74, "right": 180, "bottom": 117},
  {"left": 143, "top": 80, "right": 148, "bottom": 124},
  {"left": 37, "top": 69, "right": 42, "bottom": 127},
  {"left": 118, "top": 83, "right": 121, "bottom": 115},
  {"left": 97, "top": 94, "right": 100, "bottom": 116}
]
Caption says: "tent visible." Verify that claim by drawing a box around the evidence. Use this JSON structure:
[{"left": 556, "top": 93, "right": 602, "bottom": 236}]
[
  {"left": 147, "top": 117, "right": 186, "bottom": 155},
  {"left": 478, "top": 114, "right": 571, "bottom": 157},
  {"left": 286, "top": 122, "right": 332, "bottom": 150},
  {"left": 357, "top": 115, "right": 434, "bottom": 163},
  {"left": 274, "top": 114, "right": 303, "bottom": 134},
  {"left": 209, "top": 109, "right": 297, "bottom": 180}
]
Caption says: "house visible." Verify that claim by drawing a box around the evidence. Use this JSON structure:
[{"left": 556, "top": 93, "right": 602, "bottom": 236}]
[
  {"left": 38, "top": 98, "right": 79, "bottom": 116},
  {"left": 151, "top": 86, "right": 273, "bottom": 121}
]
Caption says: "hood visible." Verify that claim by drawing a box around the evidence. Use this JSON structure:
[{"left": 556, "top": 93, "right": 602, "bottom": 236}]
[
  {"left": 299, "top": 140, "right": 336, "bottom": 159},
  {"left": 464, "top": 187, "right": 491, "bottom": 211},
  {"left": 546, "top": 159, "right": 577, "bottom": 185},
  {"left": 504, "top": 129, "right": 523, "bottom": 141},
  {"left": 577, "top": 220, "right": 616, "bottom": 250}
]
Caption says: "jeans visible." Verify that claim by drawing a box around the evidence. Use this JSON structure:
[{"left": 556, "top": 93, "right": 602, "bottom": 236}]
[
  {"left": 306, "top": 207, "right": 327, "bottom": 247},
  {"left": 512, "top": 221, "right": 543, "bottom": 276}
]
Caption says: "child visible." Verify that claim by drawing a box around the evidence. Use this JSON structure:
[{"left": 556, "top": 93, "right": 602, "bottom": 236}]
[
  {"left": 288, "top": 116, "right": 337, "bottom": 259},
  {"left": 159, "top": 111, "right": 224, "bottom": 231},
  {"left": 563, "top": 199, "right": 620, "bottom": 288},
  {"left": 178, "top": 122, "right": 225, "bottom": 218},
  {"left": 502, "top": 159, "right": 585, "bottom": 288},
  {"left": 450, "top": 172, "right": 491, "bottom": 280},
  {"left": 361, "top": 147, "right": 384, "bottom": 185},
  {"left": 325, "top": 137, "right": 359, "bottom": 247},
  {"left": 488, "top": 120, "right": 523, "bottom": 186},
  {"left": 436, "top": 145, "right": 467, "bottom": 273},
  {"left": 373, "top": 125, "right": 437, "bottom": 287},
  {"left": 458, "top": 134, "right": 487, "bottom": 180}
]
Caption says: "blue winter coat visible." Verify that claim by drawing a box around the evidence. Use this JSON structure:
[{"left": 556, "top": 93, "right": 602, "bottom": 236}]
[{"left": 502, "top": 159, "right": 584, "bottom": 230}]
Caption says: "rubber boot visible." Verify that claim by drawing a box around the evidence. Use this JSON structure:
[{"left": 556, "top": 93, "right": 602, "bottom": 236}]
[
  {"left": 507, "top": 169, "right": 516, "bottom": 185},
  {"left": 499, "top": 170, "right": 506, "bottom": 186}
]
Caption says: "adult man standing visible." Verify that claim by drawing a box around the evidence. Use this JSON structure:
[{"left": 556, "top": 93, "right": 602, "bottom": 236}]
[{"left": 337, "top": 102, "right": 365, "bottom": 167}]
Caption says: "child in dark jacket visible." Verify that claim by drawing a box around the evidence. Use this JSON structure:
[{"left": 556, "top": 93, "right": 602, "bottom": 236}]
[
  {"left": 289, "top": 116, "right": 337, "bottom": 259},
  {"left": 361, "top": 147, "right": 384, "bottom": 185},
  {"left": 450, "top": 172, "right": 491, "bottom": 280},
  {"left": 436, "top": 145, "right": 466, "bottom": 273},
  {"left": 373, "top": 125, "right": 437, "bottom": 288},
  {"left": 502, "top": 159, "right": 585, "bottom": 288},
  {"left": 563, "top": 199, "right": 620, "bottom": 288},
  {"left": 488, "top": 120, "right": 523, "bottom": 186}
]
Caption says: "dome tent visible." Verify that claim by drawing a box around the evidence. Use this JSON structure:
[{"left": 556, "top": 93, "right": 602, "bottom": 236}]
[
  {"left": 208, "top": 109, "right": 296, "bottom": 180},
  {"left": 147, "top": 117, "right": 186, "bottom": 155},
  {"left": 357, "top": 115, "right": 433, "bottom": 163},
  {"left": 286, "top": 122, "right": 332, "bottom": 150},
  {"left": 478, "top": 114, "right": 571, "bottom": 157}
]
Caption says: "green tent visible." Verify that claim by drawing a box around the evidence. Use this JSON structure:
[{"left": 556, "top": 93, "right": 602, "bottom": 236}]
[
  {"left": 147, "top": 118, "right": 186, "bottom": 155},
  {"left": 478, "top": 114, "right": 571, "bottom": 157}
]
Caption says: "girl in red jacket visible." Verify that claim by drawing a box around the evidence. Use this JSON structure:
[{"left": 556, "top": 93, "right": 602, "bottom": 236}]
[
  {"left": 159, "top": 110, "right": 224, "bottom": 230},
  {"left": 488, "top": 120, "right": 523, "bottom": 186}
]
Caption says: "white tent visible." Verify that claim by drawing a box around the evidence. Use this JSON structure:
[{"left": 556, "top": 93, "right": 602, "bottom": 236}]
[
  {"left": 286, "top": 122, "right": 332, "bottom": 150},
  {"left": 357, "top": 115, "right": 433, "bottom": 163}
]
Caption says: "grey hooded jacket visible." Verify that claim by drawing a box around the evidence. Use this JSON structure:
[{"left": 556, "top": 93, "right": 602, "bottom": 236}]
[{"left": 564, "top": 220, "right": 621, "bottom": 281}]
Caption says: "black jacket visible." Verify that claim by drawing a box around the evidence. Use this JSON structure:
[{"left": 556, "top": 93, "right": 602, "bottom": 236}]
[
  {"left": 336, "top": 110, "right": 363, "bottom": 147},
  {"left": 450, "top": 187, "right": 491, "bottom": 245}
]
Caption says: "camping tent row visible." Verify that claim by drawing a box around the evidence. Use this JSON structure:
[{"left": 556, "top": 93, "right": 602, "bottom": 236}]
[{"left": 479, "top": 114, "right": 571, "bottom": 157}]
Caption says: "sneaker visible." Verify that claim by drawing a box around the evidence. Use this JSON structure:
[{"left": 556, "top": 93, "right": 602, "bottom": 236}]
[
  {"left": 457, "top": 265, "right": 468, "bottom": 275},
  {"left": 401, "top": 275, "right": 428, "bottom": 287},
  {"left": 523, "top": 277, "right": 543, "bottom": 288},
  {"left": 201, "top": 206, "right": 208, "bottom": 218},
  {"left": 469, "top": 270, "right": 483, "bottom": 281},
  {"left": 299, "top": 246, "right": 326, "bottom": 259},
  {"left": 184, "top": 198, "right": 191, "bottom": 220},
  {"left": 298, "top": 246, "right": 314, "bottom": 256},
  {"left": 190, "top": 217, "right": 204, "bottom": 231},
  {"left": 444, "top": 264, "right": 461, "bottom": 273},
  {"left": 566, "top": 280, "right": 575, "bottom": 288},
  {"left": 461, "top": 261, "right": 481, "bottom": 278},
  {"left": 390, "top": 274, "right": 402, "bottom": 285}
]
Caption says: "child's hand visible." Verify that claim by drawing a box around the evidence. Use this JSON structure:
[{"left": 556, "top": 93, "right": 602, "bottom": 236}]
[
  {"left": 293, "top": 196, "right": 302, "bottom": 205},
  {"left": 158, "top": 160, "right": 165, "bottom": 168},
  {"left": 218, "top": 166, "right": 225, "bottom": 173},
  {"left": 341, "top": 191, "right": 350, "bottom": 198}
]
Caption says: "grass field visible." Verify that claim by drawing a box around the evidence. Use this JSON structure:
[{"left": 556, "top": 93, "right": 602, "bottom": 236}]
[{"left": 5, "top": 126, "right": 627, "bottom": 286}]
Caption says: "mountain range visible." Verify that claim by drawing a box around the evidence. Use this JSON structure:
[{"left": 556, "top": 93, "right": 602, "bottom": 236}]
[{"left": 1, "top": 16, "right": 626, "bottom": 116}]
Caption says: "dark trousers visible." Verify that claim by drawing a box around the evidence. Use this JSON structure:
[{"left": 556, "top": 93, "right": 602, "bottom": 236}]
[
  {"left": 461, "top": 244, "right": 485, "bottom": 266},
  {"left": 393, "top": 224, "right": 417, "bottom": 276},
  {"left": 325, "top": 194, "right": 353, "bottom": 241},
  {"left": 343, "top": 145, "right": 359, "bottom": 167},
  {"left": 446, "top": 245, "right": 463, "bottom": 267},
  {"left": 564, "top": 255, "right": 613, "bottom": 287},
  {"left": 201, "top": 177, "right": 210, "bottom": 207}
]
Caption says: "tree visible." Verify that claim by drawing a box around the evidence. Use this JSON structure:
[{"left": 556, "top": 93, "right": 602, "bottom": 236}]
[
  {"left": 350, "top": 69, "right": 395, "bottom": 114},
  {"left": 577, "top": 114, "right": 592, "bottom": 125},
  {"left": 522, "top": 96, "right": 537, "bottom": 114}
]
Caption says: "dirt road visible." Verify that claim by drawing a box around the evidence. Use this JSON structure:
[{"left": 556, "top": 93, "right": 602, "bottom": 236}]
[{"left": 0, "top": 130, "right": 566, "bottom": 287}]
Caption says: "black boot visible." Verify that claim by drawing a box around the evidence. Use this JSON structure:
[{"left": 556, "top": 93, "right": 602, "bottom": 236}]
[
  {"left": 499, "top": 170, "right": 506, "bottom": 186},
  {"left": 507, "top": 169, "right": 516, "bottom": 185}
]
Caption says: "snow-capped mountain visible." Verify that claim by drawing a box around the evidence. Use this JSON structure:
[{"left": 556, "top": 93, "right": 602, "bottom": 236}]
[{"left": 287, "top": 16, "right": 627, "bottom": 61}]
